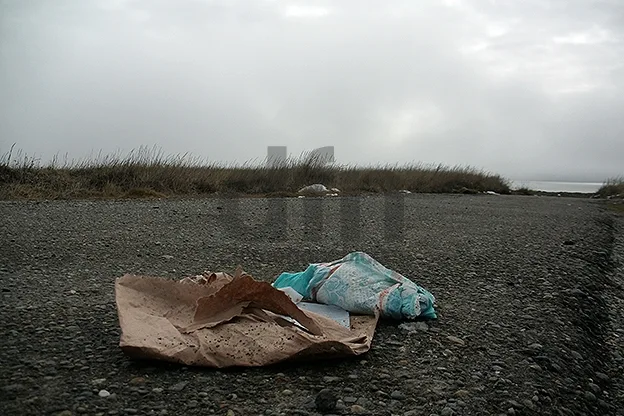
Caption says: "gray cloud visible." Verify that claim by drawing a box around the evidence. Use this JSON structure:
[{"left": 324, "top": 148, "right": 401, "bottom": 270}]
[{"left": 1, "top": 0, "right": 622, "bottom": 180}]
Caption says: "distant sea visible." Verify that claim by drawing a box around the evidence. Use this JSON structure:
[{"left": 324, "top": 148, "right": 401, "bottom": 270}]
[{"left": 511, "top": 181, "right": 603, "bottom": 193}]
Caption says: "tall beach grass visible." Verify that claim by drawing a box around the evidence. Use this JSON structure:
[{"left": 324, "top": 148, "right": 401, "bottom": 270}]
[
  {"left": 596, "top": 177, "right": 624, "bottom": 199},
  {"left": 1, "top": 144, "right": 513, "bottom": 200}
]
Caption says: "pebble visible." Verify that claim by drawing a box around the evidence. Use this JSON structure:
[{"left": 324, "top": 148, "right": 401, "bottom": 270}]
[
  {"left": 595, "top": 372, "right": 609, "bottom": 382},
  {"left": 391, "top": 390, "right": 406, "bottom": 400},
  {"left": 598, "top": 399, "right": 610, "bottom": 409},
  {"left": 169, "top": 381, "right": 188, "bottom": 392},
  {"left": 98, "top": 390, "right": 110, "bottom": 398},
  {"left": 588, "top": 383, "right": 600, "bottom": 393},
  {"left": 323, "top": 376, "right": 341, "bottom": 383},
  {"left": 152, "top": 388, "right": 163, "bottom": 393},
  {"left": 376, "top": 390, "right": 389, "bottom": 398},
  {"left": 440, "top": 407, "right": 454, "bottom": 416},
  {"left": 522, "top": 399, "right": 536, "bottom": 410},
  {"left": 336, "top": 400, "right": 347, "bottom": 411},
  {"left": 350, "top": 404, "right": 368, "bottom": 414},
  {"left": 357, "top": 398, "right": 372, "bottom": 407},
  {"left": 315, "top": 389, "right": 337, "bottom": 412},
  {"left": 453, "top": 390, "right": 469, "bottom": 398},
  {"left": 187, "top": 400, "right": 198, "bottom": 408},
  {"left": 584, "top": 391, "right": 597, "bottom": 401},
  {"left": 389, "top": 399, "right": 401, "bottom": 408},
  {"left": 282, "top": 389, "right": 293, "bottom": 396},
  {"left": 446, "top": 336, "right": 465, "bottom": 346},
  {"left": 344, "top": 396, "right": 357, "bottom": 404}
]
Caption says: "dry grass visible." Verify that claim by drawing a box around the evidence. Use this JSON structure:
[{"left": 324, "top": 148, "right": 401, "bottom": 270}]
[
  {"left": 0, "top": 145, "right": 511, "bottom": 200},
  {"left": 598, "top": 177, "right": 624, "bottom": 215},
  {"left": 597, "top": 177, "right": 624, "bottom": 199}
]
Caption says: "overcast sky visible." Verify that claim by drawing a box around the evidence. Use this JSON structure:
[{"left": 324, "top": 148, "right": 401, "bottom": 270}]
[{"left": 1, "top": 0, "right": 622, "bottom": 180}]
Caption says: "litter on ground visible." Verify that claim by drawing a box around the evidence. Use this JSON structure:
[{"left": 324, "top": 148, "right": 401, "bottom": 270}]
[
  {"left": 298, "top": 184, "right": 329, "bottom": 194},
  {"left": 114, "top": 252, "right": 435, "bottom": 368},
  {"left": 297, "top": 184, "right": 343, "bottom": 195},
  {"left": 273, "top": 252, "right": 436, "bottom": 320}
]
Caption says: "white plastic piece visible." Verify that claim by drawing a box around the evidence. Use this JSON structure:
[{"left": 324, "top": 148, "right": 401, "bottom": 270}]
[
  {"left": 277, "top": 286, "right": 304, "bottom": 303},
  {"left": 298, "top": 184, "right": 329, "bottom": 194}
]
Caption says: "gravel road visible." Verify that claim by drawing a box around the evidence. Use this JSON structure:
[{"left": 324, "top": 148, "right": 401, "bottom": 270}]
[{"left": 1, "top": 194, "right": 623, "bottom": 416}]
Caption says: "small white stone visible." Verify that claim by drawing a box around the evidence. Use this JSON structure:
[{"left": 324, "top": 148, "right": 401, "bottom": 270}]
[{"left": 98, "top": 389, "right": 110, "bottom": 398}]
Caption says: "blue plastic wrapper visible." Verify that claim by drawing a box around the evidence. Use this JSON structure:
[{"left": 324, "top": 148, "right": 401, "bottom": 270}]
[{"left": 273, "top": 252, "right": 436, "bottom": 320}]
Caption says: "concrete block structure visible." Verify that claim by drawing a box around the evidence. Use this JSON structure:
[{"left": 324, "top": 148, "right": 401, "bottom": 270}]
[
  {"left": 267, "top": 145, "right": 335, "bottom": 166},
  {"left": 267, "top": 146, "right": 287, "bottom": 167},
  {"left": 307, "top": 146, "right": 335, "bottom": 164}
]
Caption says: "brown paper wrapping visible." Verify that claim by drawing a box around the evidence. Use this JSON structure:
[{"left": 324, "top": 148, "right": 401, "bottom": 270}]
[{"left": 115, "top": 269, "right": 379, "bottom": 367}]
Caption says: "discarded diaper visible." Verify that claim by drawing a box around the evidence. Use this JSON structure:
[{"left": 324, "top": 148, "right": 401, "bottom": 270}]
[{"left": 273, "top": 252, "right": 436, "bottom": 320}]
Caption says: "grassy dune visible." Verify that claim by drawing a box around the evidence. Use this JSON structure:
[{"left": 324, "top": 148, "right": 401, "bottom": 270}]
[
  {"left": 0, "top": 146, "right": 514, "bottom": 200},
  {"left": 597, "top": 177, "right": 624, "bottom": 213},
  {"left": 597, "top": 177, "right": 624, "bottom": 199}
]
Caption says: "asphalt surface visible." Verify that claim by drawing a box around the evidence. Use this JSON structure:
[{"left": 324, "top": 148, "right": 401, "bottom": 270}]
[{"left": 1, "top": 194, "right": 623, "bottom": 416}]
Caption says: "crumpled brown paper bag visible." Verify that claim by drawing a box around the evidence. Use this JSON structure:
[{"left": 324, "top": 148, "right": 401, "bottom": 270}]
[{"left": 115, "top": 268, "right": 379, "bottom": 367}]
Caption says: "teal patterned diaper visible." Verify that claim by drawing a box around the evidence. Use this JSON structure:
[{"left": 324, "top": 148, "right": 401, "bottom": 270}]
[{"left": 273, "top": 252, "right": 436, "bottom": 319}]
